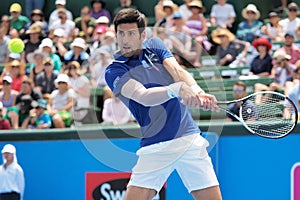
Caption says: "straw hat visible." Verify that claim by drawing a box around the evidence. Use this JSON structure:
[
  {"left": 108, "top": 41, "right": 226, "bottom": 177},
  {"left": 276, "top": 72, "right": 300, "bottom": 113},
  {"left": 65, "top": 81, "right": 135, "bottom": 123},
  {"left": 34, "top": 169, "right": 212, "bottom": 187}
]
[
  {"left": 26, "top": 49, "right": 49, "bottom": 64},
  {"left": 5, "top": 60, "right": 26, "bottom": 75},
  {"left": 211, "top": 28, "right": 235, "bottom": 44},
  {"left": 66, "top": 61, "right": 81, "bottom": 75},
  {"left": 242, "top": 4, "right": 260, "bottom": 20},
  {"left": 273, "top": 50, "right": 291, "bottom": 61},
  {"left": 25, "top": 24, "right": 43, "bottom": 35},
  {"left": 163, "top": 0, "right": 178, "bottom": 11},
  {"left": 188, "top": 0, "right": 204, "bottom": 9},
  {"left": 252, "top": 37, "right": 272, "bottom": 50}
]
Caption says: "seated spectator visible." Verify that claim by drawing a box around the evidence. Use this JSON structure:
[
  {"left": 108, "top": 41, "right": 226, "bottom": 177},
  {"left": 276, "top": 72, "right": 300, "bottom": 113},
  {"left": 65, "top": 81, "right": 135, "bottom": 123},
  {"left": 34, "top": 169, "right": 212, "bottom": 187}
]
[
  {"left": 285, "top": 63, "right": 300, "bottom": 95},
  {"left": 212, "top": 28, "right": 249, "bottom": 66},
  {"left": 35, "top": 57, "right": 58, "bottom": 95},
  {"left": 48, "top": 74, "right": 75, "bottom": 128},
  {"left": 52, "top": 28, "right": 69, "bottom": 61},
  {"left": 74, "top": 6, "right": 96, "bottom": 41},
  {"left": 279, "top": 2, "right": 300, "bottom": 40},
  {"left": 156, "top": 0, "right": 178, "bottom": 28},
  {"left": 24, "top": 24, "right": 44, "bottom": 63},
  {"left": 26, "top": 49, "right": 48, "bottom": 86},
  {"left": 90, "top": 0, "right": 111, "bottom": 23},
  {"left": 9, "top": 3, "right": 30, "bottom": 35},
  {"left": 261, "top": 12, "right": 284, "bottom": 42},
  {"left": 4, "top": 77, "right": 41, "bottom": 129},
  {"left": 64, "top": 38, "right": 90, "bottom": 73},
  {"left": 49, "top": 8, "right": 75, "bottom": 41},
  {"left": 278, "top": 32, "right": 300, "bottom": 65},
  {"left": 95, "top": 16, "right": 110, "bottom": 29},
  {"left": 178, "top": 0, "right": 193, "bottom": 19},
  {"left": 23, "top": 9, "right": 49, "bottom": 38},
  {"left": 210, "top": 0, "right": 236, "bottom": 30},
  {"left": 90, "top": 45, "right": 113, "bottom": 87},
  {"left": 28, "top": 99, "right": 51, "bottom": 129},
  {"left": 0, "top": 102, "right": 10, "bottom": 130},
  {"left": 0, "top": 27, "right": 10, "bottom": 64},
  {"left": 1, "top": 15, "right": 11, "bottom": 36},
  {"left": 39, "top": 38, "right": 62, "bottom": 73},
  {"left": 113, "top": 0, "right": 138, "bottom": 19},
  {"left": 0, "top": 60, "right": 27, "bottom": 92},
  {"left": 91, "top": 25, "right": 108, "bottom": 51},
  {"left": 236, "top": 4, "right": 263, "bottom": 43},
  {"left": 154, "top": 0, "right": 167, "bottom": 23},
  {"left": 0, "top": 76, "right": 18, "bottom": 110},
  {"left": 249, "top": 37, "right": 273, "bottom": 77},
  {"left": 48, "top": 0, "right": 73, "bottom": 27},
  {"left": 102, "top": 86, "right": 132, "bottom": 125},
  {"left": 255, "top": 50, "right": 295, "bottom": 94}
]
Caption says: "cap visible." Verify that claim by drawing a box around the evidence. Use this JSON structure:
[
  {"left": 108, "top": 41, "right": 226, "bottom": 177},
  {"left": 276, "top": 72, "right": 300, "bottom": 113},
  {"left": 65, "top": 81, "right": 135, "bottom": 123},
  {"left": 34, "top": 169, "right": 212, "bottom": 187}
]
[
  {"left": 9, "top": 52, "right": 21, "bottom": 60},
  {"left": 10, "top": 3, "right": 22, "bottom": 13},
  {"left": 55, "top": 74, "right": 70, "bottom": 85},
  {"left": 95, "top": 16, "right": 109, "bottom": 24},
  {"left": 3, "top": 76, "right": 12, "bottom": 84},
  {"left": 55, "top": 0, "right": 66, "bottom": 5},
  {"left": 173, "top": 12, "right": 182, "bottom": 19},
  {"left": 1, "top": 144, "right": 16, "bottom": 154},
  {"left": 285, "top": 31, "right": 294, "bottom": 38},
  {"left": 70, "top": 38, "right": 87, "bottom": 50},
  {"left": 95, "top": 25, "right": 107, "bottom": 34},
  {"left": 269, "top": 12, "right": 279, "bottom": 18},
  {"left": 57, "top": 8, "right": 67, "bottom": 14},
  {"left": 53, "top": 28, "right": 65, "bottom": 37},
  {"left": 37, "top": 99, "right": 48, "bottom": 109}
]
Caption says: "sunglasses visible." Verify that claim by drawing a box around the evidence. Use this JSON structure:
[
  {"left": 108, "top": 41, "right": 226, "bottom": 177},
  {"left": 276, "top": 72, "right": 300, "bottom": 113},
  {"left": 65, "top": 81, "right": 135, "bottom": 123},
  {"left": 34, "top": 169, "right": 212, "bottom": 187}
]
[
  {"left": 11, "top": 65, "right": 20, "bottom": 69},
  {"left": 289, "top": 8, "right": 298, "bottom": 12},
  {"left": 3, "top": 81, "right": 11, "bottom": 85},
  {"left": 217, "top": 35, "right": 226, "bottom": 38},
  {"left": 44, "top": 62, "right": 52, "bottom": 66},
  {"left": 233, "top": 89, "right": 244, "bottom": 93}
]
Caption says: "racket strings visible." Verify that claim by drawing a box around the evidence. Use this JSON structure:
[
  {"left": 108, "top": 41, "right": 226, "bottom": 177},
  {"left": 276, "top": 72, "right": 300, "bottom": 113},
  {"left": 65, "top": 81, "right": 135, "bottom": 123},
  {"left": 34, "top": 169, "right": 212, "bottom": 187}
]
[{"left": 241, "top": 93, "right": 296, "bottom": 138}]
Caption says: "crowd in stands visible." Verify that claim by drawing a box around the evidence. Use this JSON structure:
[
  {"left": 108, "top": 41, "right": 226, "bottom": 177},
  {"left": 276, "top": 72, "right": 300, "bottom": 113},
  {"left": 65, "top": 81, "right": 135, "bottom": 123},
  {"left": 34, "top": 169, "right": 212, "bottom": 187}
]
[{"left": 0, "top": 0, "right": 300, "bottom": 130}]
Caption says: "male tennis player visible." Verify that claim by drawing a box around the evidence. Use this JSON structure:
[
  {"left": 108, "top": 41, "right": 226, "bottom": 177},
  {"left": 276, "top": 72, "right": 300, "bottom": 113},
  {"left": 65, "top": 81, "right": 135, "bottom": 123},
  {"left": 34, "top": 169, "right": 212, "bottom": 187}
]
[{"left": 105, "top": 8, "right": 221, "bottom": 200}]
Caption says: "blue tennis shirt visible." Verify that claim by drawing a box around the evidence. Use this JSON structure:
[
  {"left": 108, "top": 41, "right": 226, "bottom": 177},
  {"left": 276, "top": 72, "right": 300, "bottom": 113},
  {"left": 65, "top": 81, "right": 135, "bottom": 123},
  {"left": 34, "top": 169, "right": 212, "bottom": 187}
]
[{"left": 105, "top": 38, "right": 200, "bottom": 147}]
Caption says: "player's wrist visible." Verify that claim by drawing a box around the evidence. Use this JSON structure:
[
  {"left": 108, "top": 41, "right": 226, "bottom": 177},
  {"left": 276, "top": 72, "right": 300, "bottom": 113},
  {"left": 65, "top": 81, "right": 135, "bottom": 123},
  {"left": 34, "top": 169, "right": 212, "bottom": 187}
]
[
  {"left": 191, "top": 84, "right": 204, "bottom": 95},
  {"left": 167, "top": 82, "right": 185, "bottom": 98}
]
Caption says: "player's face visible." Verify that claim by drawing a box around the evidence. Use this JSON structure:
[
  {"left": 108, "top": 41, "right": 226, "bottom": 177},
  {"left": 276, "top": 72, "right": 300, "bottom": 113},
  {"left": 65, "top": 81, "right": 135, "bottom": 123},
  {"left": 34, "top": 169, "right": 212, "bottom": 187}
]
[{"left": 116, "top": 23, "right": 145, "bottom": 57}]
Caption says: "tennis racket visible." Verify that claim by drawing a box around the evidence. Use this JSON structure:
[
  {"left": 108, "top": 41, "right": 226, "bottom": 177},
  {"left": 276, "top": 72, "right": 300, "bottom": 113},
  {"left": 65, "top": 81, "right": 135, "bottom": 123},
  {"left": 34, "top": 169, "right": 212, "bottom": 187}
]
[{"left": 217, "top": 91, "right": 298, "bottom": 139}]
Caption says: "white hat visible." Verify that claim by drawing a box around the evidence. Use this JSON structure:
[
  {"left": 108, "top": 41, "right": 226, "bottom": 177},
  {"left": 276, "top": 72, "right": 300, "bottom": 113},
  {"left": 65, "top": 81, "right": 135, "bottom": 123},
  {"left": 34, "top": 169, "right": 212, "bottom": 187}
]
[
  {"left": 55, "top": 0, "right": 66, "bottom": 5},
  {"left": 9, "top": 52, "right": 21, "bottom": 60},
  {"left": 53, "top": 28, "right": 65, "bottom": 37},
  {"left": 96, "top": 16, "right": 109, "bottom": 24},
  {"left": 55, "top": 73, "right": 70, "bottom": 87},
  {"left": 26, "top": 49, "right": 49, "bottom": 64},
  {"left": 242, "top": 4, "right": 260, "bottom": 20},
  {"left": 3, "top": 76, "right": 12, "bottom": 84},
  {"left": 70, "top": 38, "right": 87, "bottom": 50},
  {"left": 1, "top": 144, "right": 16, "bottom": 154},
  {"left": 39, "top": 38, "right": 56, "bottom": 53}
]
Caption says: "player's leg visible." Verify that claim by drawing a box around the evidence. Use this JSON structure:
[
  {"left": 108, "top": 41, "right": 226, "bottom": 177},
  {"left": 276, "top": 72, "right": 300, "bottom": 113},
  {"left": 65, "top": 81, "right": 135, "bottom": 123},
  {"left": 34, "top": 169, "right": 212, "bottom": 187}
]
[
  {"left": 124, "top": 186, "right": 157, "bottom": 200},
  {"left": 191, "top": 186, "right": 222, "bottom": 200}
]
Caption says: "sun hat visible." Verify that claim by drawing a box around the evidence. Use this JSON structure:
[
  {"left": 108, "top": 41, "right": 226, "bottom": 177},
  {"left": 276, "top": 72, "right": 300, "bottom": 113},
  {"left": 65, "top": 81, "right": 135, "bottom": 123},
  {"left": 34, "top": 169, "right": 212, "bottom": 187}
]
[
  {"left": 55, "top": 0, "right": 66, "bottom": 5},
  {"left": 26, "top": 49, "right": 49, "bottom": 64},
  {"left": 9, "top": 53, "right": 21, "bottom": 60},
  {"left": 37, "top": 99, "right": 48, "bottom": 109},
  {"left": 173, "top": 12, "right": 182, "bottom": 19},
  {"left": 5, "top": 60, "right": 26, "bottom": 75},
  {"left": 252, "top": 37, "right": 272, "bottom": 50},
  {"left": 1, "top": 144, "right": 16, "bottom": 154},
  {"left": 10, "top": 3, "right": 22, "bottom": 13},
  {"left": 273, "top": 50, "right": 291, "bottom": 61},
  {"left": 95, "top": 16, "right": 109, "bottom": 24},
  {"left": 163, "top": 0, "right": 177, "bottom": 10},
  {"left": 188, "top": 0, "right": 203, "bottom": 9},
  {"left": 39, "top": 38, "right": 56, "bottom": 53},
  {"left": 53, "top": 28, "right": 65, "bottom": 37},
  {"left": 3, "top": 76, "right": 12, "bottom": 84},
  {"left": 55, "top": 73, "right": 70, "bottom": 87},
  {"left": 25, "top": 24, "right": 43, "bottom": 35},
  {"left": 67, "top": 61, "right": 81, "bottom": 75},
  {"left": 211, "top": 28, "right": 235, "bottom": 44},
  {"left": 70, "top": 38, "right": 87, "bottom": 50},
  {"left": 242, "top": 4, "right": 260, "bottom": 20}
]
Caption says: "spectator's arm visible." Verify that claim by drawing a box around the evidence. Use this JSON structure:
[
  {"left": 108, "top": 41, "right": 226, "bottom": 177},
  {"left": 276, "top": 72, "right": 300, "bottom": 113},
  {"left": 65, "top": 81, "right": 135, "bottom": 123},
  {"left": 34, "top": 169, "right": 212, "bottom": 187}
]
[{"left": 60, "top": 96, "right": 74, "bottom": 111}]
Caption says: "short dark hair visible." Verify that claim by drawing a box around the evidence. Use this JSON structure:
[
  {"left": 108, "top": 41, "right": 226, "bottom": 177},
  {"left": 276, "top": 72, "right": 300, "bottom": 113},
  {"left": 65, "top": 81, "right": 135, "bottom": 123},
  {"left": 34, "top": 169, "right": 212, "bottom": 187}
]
[
  {"left": 234, "top": 81, "right": 246, "bottom": 91},
  {"left": 113, "top": 8, "right": 145, "bottom": 36}
]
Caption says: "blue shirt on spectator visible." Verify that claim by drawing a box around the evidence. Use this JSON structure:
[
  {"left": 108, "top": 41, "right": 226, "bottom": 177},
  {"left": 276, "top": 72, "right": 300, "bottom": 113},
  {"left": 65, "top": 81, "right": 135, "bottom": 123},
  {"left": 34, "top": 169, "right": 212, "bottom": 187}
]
[{"left": 236, "top": 20, "right": 263, "bottom": 43}]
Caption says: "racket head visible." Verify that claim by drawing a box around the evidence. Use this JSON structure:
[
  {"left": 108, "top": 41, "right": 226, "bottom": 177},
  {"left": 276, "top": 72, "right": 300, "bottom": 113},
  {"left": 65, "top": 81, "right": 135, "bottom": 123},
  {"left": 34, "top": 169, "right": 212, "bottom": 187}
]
[{"left": 238, "top": 91, "right": 298, "bottom": 139}]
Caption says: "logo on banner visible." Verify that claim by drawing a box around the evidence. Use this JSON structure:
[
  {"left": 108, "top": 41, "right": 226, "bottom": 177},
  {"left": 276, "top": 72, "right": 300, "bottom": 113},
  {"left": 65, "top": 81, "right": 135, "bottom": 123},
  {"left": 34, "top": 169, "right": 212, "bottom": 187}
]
[
  {"left": 291, "top": 163, "right": 300, "bottom": 200},
  {"left": 86, "top": 172, "right": 166, "bottom": 200}
]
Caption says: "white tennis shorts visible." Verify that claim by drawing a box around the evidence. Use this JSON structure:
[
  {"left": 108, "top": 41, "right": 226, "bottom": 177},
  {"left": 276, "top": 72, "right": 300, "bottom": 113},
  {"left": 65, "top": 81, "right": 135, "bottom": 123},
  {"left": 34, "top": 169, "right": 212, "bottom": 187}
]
[{"left": 127, "top": 133, "right": 219, "bottom": 193}]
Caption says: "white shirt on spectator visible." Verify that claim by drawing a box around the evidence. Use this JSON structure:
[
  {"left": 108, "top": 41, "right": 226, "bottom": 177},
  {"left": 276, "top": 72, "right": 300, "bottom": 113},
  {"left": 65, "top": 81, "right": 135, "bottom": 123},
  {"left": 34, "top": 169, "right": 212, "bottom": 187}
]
[
  {"left": 49, "top": 19, "right": 75, "bottom": 39},
  {"left": 69, "top": 75, "right": 90, "bottom": 108},
  {"left": 48, "top": 9, "right": 73, "bottom": 27},
  {"left": 279, "top": 17, "right": 300, "bottom": 40},
  {"left": 210, "top": 3, "right": 236, "bottom": 27},
  {"left": 51, "top": 89, "right": 75, "bottom": 111},
  {"left": 179, "top": 4, "right": 192, "bottom": 19}
]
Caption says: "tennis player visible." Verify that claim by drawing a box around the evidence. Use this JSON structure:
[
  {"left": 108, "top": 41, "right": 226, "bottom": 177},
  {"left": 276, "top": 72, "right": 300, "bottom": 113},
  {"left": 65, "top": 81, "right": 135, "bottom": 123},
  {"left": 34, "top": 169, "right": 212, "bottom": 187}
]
[{"left": 105, "top": 8, "right": 222, "bottom": 200}]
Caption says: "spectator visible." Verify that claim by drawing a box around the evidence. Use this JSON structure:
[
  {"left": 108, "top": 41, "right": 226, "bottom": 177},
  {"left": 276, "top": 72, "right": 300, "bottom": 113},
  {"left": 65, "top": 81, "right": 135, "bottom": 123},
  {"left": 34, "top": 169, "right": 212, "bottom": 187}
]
[
  {"left": 0, "top": 102, "right": 11, "bottom": 130},
  {"left": 52, "top": 28, "right": 69, "bottom": 61},
  {"left": 0, "top": 76, "right": 18, "bottom": 110},
  {"left": 178, "top": 0, "right": 193, "bottom": 19},
  {"left": 1, "top": 60, "right": 27, "bottom": 92},
  {"left": 102, "top": 86, "right": 132, "bottom": 125},
  {"left": 4, "top": 77, "right": 42, "bottom": 129},
  {"left": 261, "top": 12, "right": 284, "bottom": 42},
  {"left": 9, "top": 29, "right": 20, "bottom": 40},
  {"left": 225, "top": 81, "right": 258, "bottom": 122},
  {"left": 249, "top": 37, "right": 273, "bottom": 77},
  {"left": 210, "top": 0, "right": 236, "bottom": 30},
  {"left": 0, "top": 144, "right": 24, "bottom": 199},
  {"left": 0, "top": 27, "right": 10, "bottom": 64},
  {"left": 91, "top": 25, "right": 108, "bottom": 51},
  {"left": 28, "top": 99, "right": 51, "bottom": 129},
  {"left": 156, "top": 0, "right": 178, "bottom": 28},
  {"left": 90, "top": 0, "right": 111, "bottom": 23},
  {"left": 285, "top": 63, "right": 300, "bottom": 95},
  {"left": 25, "top": 0, "right": 45, "bottom": 18},
  {"left": 212, "top": 28, "right": 249, "bottom": 66},
  {"left": 49, "top": 8, "right": 75, "bottom": 41},
  {"left": 39, "top": 38, "right": 62, "bottom": 73},
  {"left": 48, "top": 74, "right": 75, "bottom": 128},
  {"left": 9, "top": 3, "right": 30, "bottom": 35},
  {"left": 64, "top": 38, "right": 89, "bottom": 73},
  {"left": 279, "top": 2, "right": 300, "bottom": 40},
  {"left": 278, "top": 32, "right": 300, "bottom": 65},
  {"left": 74, "top": 6, "right": 96, "bottom": 40},
  {"left": 35, "top": 57, "right": 58, "bottom": 95},
  {"left": 26, "top": 49, "right": 48, "bottom": 86},
  {"left": 24, "top": 9, "right": 49, "bottom": 38},
  {"left": 24, "top": 24, "right": 44, "bottom": 62},
  {"left": 154, "top": 0, "right": 166, "bottom": 23},
  {"left": 113, "top": 0, "right": 138, "bottom": 18},
  {"left": 48, "top": 0, "right": 73, "bottom": 27},
  {"left": 95, "top": 16, "right": 110, "bottom": 29},
  {"left": 236, "top": 4, "right": 263, "bottom": 43},
  {"left": 1, "top": 15, "right": 11, "bottom": 37}
]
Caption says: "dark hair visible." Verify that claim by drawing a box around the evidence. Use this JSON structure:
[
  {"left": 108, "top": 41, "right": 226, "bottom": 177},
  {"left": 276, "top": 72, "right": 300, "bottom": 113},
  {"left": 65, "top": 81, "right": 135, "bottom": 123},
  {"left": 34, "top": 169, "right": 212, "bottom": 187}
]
[
  {"left": 113, "top": 8, "right": 145, "bottom": 36},
  {"left": 90, "top": 0, "right": 106, "bottom": 8},
  {"left": 234, "top": 81, "right": 246, "bottom": 91}
]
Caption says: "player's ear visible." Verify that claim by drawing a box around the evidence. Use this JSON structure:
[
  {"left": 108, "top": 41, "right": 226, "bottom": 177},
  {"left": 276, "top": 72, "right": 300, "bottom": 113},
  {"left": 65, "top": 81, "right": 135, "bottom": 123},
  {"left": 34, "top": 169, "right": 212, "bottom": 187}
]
[{"left": 140, "top": 30, "right": 146, "bottom": 40}]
